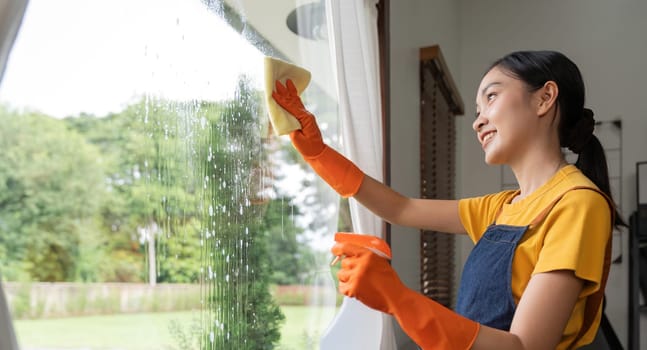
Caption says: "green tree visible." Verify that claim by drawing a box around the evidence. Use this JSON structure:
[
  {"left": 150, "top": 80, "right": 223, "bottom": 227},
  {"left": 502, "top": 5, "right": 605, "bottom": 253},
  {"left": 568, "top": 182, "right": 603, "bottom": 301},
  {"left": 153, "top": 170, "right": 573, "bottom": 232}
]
[
  {"left": 261, "top": 196, "right": 318, "bottom": 285},
  {"left": 200, "top": 76, "right": 284, "bottom": 349},
  {"left": 67, "top": 102, "right": 204, "bottom": 283},
  {"left": 65, "top": 113, "right": 145, "bottom": 281},
  {"left": 0, "top": 108, "right": 106, "bottom": 281},
  {"left": 157, "top": 219, "right": 202, "bottom": 283}
]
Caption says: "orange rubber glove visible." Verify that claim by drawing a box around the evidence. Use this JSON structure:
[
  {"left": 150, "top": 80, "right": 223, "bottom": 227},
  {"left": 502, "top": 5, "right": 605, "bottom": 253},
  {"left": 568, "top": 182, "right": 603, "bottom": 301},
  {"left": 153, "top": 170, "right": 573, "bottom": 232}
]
[
  {"left": 331, "top": 241, "right": 480, "bottom": 350},
  {"left": 272, "top": 79, "right": 364, "bottom": 197}
]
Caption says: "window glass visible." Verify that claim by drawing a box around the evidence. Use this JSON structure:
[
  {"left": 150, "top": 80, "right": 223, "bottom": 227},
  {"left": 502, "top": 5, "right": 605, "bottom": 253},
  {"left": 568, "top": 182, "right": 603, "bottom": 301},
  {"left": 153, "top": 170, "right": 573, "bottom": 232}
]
[{"left": 0, "top": 1, "right": 341, "bottom": 349}]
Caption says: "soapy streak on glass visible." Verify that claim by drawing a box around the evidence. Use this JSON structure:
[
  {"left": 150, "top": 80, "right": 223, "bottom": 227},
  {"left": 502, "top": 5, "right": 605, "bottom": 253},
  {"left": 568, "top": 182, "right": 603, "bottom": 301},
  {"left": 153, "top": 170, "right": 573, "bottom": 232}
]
[{"left": 1, "top": 0, "right": 340, "bottom": 349}]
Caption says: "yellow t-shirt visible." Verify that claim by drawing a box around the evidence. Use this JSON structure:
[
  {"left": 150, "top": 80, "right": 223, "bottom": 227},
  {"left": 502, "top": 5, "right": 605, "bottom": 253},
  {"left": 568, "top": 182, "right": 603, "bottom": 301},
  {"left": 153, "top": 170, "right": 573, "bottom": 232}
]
[{"left": 458, "top": 165, "right": 612, "bottom": 349}]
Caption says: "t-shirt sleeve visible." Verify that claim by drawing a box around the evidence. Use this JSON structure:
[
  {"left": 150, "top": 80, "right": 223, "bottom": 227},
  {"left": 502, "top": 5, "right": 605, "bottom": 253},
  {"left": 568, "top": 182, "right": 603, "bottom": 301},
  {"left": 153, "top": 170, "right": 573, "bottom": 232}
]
[
  {"left": 533, "top": 189, "right": 612, "bottom": 296},
  {"left": 458, "top": 191, "right": 513, "bottom": 243}
]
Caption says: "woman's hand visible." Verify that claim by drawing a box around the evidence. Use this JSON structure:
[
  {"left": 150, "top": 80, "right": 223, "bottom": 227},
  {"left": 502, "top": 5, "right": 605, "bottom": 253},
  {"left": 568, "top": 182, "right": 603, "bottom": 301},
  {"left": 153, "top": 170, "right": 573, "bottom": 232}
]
[
  {"left": 271, "top": 79, "right": 364, "bottom": 197},
  {"left": 331, "top": 241, "right": 480, "bottom": 350},
  {"left": 272, "top": 79, "right": 325, "bottom": 158},
  {"left": 332, "top": 241, "right": 402, "bottom": 315}
]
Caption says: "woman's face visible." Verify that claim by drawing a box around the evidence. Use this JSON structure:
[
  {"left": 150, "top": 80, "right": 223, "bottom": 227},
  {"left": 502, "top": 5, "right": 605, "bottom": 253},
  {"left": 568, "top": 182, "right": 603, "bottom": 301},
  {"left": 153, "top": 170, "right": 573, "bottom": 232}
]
[{"left": 473, "top": 66, "right": 539, "bottom": 165}]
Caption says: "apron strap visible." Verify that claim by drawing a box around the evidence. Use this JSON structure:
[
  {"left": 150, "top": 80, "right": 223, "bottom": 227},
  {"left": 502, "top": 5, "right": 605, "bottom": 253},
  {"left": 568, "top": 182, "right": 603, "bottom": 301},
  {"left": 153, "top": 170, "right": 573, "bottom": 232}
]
[
  {"left": 493, "top": 186, "right": 601, "bottom": 226},
  {"left": 493, "top": 186, "right": 615, "bottom": 345},
  {"left": 525, "top": 185, "right": 615, "bottom": 347},
  {"left": 572, "top": 238, "right": 612, "bottom": 348},
  {"left": 492, "top": 190, "right": 519, "bottom": 224},
  {"left": 528, "top": 186, "right": 603, "bottom": 227}
]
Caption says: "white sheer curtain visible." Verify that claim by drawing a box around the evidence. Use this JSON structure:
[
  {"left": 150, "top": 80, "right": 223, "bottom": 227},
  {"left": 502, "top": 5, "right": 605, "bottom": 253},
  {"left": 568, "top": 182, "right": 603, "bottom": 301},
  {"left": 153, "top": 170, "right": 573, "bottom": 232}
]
[
  {"left": 320, "top": 1, "right": 396, "bottom": 349},
  {"left": 0, "top": 0, "right": 28, "bottom": 81},
  {"left": 0, "top": 0, "right": 28, "bottom": 349}
]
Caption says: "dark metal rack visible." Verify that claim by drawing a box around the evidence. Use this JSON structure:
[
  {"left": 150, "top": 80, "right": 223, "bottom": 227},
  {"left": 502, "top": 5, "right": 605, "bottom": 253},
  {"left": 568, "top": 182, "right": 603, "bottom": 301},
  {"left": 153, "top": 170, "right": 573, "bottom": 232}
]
[{"left": 628, "top": 161, "right": 647, "bottom": 350}]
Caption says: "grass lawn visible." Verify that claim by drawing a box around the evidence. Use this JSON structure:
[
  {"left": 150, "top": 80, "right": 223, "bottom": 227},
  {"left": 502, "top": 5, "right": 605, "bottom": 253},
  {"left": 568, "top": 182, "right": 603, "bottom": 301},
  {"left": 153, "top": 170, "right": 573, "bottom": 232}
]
[{"left": 13, "top": 305, "right": 338, "bottom": 350}]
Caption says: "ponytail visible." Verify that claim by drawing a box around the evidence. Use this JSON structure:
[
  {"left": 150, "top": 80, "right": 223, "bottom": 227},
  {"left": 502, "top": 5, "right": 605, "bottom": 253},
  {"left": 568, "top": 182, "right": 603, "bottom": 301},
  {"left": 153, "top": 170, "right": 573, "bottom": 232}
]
[
  {"left": 574, "top": 135, "right": 609, "bottom": 196},
  {"left": 571, "top": 124, "right": 627, "bottom": 228}
]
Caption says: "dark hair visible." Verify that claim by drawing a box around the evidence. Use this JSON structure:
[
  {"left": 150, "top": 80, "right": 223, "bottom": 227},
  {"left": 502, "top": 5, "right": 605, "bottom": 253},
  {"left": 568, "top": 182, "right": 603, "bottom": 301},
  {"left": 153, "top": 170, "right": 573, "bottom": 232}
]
[{"left": 489, "top": 50, "right": 626, "bottom": 227}]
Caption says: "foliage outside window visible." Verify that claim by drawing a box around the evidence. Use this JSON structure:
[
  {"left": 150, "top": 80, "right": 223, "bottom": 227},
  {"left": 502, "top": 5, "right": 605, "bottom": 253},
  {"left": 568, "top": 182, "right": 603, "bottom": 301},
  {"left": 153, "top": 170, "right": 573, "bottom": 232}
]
[{"left": 0, "top": 1, "right": 341, "bottom": 349}]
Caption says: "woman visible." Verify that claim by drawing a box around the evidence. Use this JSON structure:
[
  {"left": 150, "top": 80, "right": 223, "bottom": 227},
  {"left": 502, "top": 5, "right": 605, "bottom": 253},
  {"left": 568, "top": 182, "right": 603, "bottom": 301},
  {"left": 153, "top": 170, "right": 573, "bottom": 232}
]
[{"left": 272, "top": 50, "right": 623, "bottom": 350}]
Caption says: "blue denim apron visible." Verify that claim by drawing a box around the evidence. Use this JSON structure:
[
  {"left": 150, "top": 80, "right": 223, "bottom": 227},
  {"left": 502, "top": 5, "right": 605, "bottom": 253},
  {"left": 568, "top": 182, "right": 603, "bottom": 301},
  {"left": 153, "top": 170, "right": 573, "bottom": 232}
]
[
  {"left": 455, "top": 222, "right": 527, "bottom": 330},
  {"left": 455, "top": 187, "right": 613, "bottom": 339}
]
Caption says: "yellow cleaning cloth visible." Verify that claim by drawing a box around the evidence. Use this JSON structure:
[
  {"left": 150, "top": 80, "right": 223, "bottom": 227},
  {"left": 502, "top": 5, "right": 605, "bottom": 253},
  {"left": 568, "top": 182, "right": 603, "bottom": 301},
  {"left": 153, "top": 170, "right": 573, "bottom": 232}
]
[{"left": 263, "top": 56, "right": 311, "bottom": 136}]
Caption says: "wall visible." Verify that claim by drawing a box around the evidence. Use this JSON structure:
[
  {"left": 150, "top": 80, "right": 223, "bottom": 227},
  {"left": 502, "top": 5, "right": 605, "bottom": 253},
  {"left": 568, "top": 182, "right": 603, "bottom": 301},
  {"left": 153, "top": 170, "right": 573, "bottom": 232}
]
[
  {"left": 456, "top": 1, "right": 647, "bottom": 346},
  {"left": 389, "top": 0, "right": 647, "bottom": 347},
  {"left": 389, "top": 0, "right": 462, "bottom": 348}
]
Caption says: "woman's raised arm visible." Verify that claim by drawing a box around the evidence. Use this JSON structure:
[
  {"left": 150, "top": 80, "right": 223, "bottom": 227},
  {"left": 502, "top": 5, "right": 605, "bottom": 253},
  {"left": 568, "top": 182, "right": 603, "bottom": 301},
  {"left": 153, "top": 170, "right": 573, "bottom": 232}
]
[
  {"left": 354, "top": 176, "right": 466, "bottom": 234},
  {"left": 272, "top": 80, "right": 465, "bottom": 235}
]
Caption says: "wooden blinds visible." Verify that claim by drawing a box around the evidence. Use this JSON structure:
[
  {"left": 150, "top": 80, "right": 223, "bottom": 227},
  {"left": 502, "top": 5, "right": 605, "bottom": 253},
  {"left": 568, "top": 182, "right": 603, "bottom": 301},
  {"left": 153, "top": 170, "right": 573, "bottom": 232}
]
[{"left": 419, "top": 45, "right": 464, "bottom": 308}]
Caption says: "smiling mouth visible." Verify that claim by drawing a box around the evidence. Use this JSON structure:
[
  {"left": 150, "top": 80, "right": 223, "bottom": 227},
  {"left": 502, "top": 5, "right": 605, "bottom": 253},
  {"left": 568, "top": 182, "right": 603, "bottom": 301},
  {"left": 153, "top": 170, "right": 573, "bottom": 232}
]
[{"left": 481, "top": 131, "right": 496, "bottom": 147}]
